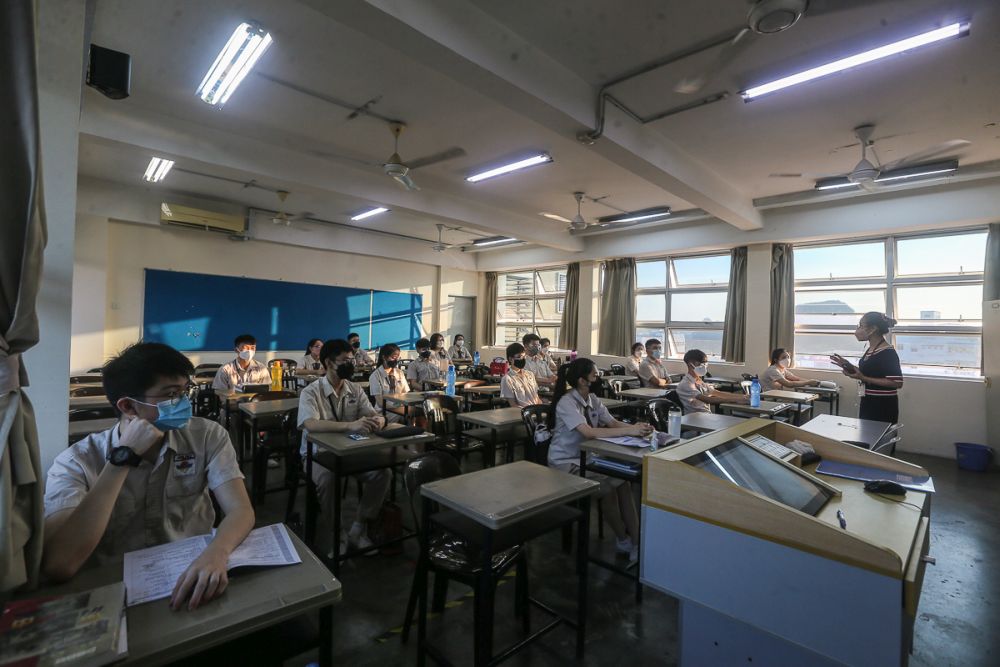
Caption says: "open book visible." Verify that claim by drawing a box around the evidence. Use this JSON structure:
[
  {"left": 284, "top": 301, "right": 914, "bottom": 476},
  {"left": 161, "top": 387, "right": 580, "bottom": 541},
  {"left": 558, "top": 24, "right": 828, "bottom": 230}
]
[{"left": 123, "top": 523, "right": 301, "bottom": 606}]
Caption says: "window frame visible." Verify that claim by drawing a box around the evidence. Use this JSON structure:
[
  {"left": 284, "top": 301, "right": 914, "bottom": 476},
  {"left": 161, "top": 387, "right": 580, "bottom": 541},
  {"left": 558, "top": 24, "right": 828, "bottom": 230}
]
[{"left": 494, "top": 267, "right": 567, "bottom": 345}]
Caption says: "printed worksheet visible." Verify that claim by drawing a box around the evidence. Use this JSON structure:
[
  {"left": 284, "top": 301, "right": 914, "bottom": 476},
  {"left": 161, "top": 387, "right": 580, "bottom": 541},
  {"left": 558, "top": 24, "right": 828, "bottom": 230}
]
[{"left": 123, "top": 524, "right": 301, "bottom": 606}]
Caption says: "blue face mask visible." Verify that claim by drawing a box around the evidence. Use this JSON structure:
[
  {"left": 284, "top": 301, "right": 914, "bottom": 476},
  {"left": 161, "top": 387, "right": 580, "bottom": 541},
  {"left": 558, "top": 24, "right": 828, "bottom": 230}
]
[
  {"left": 135, "top": 395, "right": 193, "bottom": 431},
  {"left": 650, "top": 349, "right": 662, "bottom": 359}
]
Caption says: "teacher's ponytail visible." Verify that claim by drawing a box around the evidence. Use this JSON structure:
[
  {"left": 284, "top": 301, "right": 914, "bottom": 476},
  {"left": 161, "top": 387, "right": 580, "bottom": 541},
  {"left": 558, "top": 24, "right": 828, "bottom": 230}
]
[{"left": 861, "top": 311, "right": 897, "bottom": 335}]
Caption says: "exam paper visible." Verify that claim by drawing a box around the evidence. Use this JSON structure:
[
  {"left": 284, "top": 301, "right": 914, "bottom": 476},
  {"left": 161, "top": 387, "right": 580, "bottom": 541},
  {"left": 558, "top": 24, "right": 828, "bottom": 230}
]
[{"left": 123, "top": 524, "right": 301, "bottom": 606}]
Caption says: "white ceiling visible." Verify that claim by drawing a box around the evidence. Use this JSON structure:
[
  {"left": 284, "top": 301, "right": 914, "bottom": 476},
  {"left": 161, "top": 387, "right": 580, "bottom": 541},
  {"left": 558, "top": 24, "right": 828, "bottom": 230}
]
[{"left": 80, "top": 0, "right": 1000, "bottom": 259}]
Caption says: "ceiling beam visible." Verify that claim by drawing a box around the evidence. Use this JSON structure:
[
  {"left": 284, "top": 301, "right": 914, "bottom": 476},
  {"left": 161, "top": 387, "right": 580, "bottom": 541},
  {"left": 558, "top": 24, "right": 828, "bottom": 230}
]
[{"left": 298, "top": 0, "right": 762, "bottom": 231}]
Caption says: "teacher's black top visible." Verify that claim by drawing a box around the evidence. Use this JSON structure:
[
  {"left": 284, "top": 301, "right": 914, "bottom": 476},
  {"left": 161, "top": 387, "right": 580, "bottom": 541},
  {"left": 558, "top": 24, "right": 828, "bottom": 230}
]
[{"left": 858, "top": 346, "right": 903, "bottom": 423}]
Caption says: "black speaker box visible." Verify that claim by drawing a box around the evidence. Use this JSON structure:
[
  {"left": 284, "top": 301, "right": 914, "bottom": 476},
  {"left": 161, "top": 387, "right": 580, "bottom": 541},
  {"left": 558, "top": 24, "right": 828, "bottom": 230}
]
[{"left": 86, "top": 44, "right": 131, "bottom": 99}]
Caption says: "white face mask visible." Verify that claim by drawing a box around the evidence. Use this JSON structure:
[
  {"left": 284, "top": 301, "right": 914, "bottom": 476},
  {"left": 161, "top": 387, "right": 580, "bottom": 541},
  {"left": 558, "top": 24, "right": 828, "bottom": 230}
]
[
  {"left": 693, "top": 364, "right": 708, "bottom": 377},
  {"left": 238, "top": 349, "right": 254, "bottom": 361},
  {"left": 778, "top": 356, "right": 790, "bottom": 368}
]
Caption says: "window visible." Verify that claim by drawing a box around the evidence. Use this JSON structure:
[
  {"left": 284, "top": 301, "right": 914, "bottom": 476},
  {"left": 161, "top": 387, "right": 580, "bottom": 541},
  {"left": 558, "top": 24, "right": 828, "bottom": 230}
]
[
  {"left": 495, "top": 267, "right": 566, "bottom": 345},
  {"left": 635, "top": 253, "right": 730, "bottom": 360},
  {"left": 793, "top": 230, "right": 987, "bottom": 377}
]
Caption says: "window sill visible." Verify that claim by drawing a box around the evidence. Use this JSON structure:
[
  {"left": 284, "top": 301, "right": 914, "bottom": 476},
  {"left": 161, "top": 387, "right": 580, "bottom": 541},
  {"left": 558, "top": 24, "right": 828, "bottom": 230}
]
[{"left": 796, "top": 367, "right": 986, "bottom": 383}]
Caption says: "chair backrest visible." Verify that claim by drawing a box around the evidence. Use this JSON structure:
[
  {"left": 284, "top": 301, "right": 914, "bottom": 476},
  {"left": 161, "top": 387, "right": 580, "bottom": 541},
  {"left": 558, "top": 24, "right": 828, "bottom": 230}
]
[
  {"left": 608, "top": 380, "right": 624, "bottom": 400},
  {"left": 403, "top": 452, "right": 463, "bottom": 534},
  {"left": 268, "top": 358, "right": 298, "bottom": 370},
  {"left": 194, "top": 370, "right": 217, "bottom": 379},
  {"left": 669, "top": 373, "right": 686, "bottom": 383},
  {"left": 195, "top": 363, "right": 222, "bottom": 373},
  {"left": 609, "top": 363, "right": 626, "bottom": 376},
  {"left": 69, "top": 406, "right": 116, "bottom": 422},
  {"left": 871, "top": 435, "right": 901, "bottom": 456},
  {"left": 70, "top": 375, "right": 98, "bottom": 385},
  {"left": 250, "top": 390, "right": 297, "bottom": 402},
  {"left": 648, "top": 396, "right": 683, "bottom": 430},
  {"left": 740, "top": 380, "right": 752, "bottom": 395},
  {"left": 520, "top": 404, "right": 553, "bottom": 464},
  {"left": 70, "top": 385, "right": 106, "bottom": 397},
  {"left": 86, "top": 368, "right": 103, "bottom": 374},
  {"left": 422, "top": 394, "right": 460, "bottom": 440}
]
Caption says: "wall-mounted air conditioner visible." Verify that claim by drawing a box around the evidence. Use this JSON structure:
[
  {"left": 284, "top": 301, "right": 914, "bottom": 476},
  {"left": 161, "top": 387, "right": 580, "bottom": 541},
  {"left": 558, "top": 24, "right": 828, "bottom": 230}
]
[{"left": 160, "top": 202, "right": 247, "bottom": 236}]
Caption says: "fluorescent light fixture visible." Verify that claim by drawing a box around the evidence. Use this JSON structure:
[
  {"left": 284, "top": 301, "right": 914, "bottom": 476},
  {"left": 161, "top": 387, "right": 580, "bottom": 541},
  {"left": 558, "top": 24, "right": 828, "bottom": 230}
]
[
  {"left": 741, "top": 21, "right": 969, "bottom": 100},
  {"left": 350, "top": 206, "right": 389, "bottom": 221},
  {"left": 814, "top": 178, "right": 858, "bottom": 191},
  {"left": 143, "top": 157, "right": 174, "bottom": 182},
  {"left": 197, "top": 22, "right": 273, "bottom": 106},
  {"left": 466, "top": 153, "right": 552, "bottom": 183},
  {"left": 597, "top": 206, "right": 672, "bottom": 225},
  {"left": 875, "top": 162, "right": 957, "bottom": 183},
  {"left": 472, "top": 236, "right": 518, "bottom": 247},
  {"left": 540, "top": 212, "right": 572, "bottom": 223}
]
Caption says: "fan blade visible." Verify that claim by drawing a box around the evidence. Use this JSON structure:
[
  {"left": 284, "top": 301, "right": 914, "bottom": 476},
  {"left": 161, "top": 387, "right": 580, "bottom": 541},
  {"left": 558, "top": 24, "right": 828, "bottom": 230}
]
[
  {"left": 394, "top": 173, "right": 421, "bottom": 191},
  {"left": 878, "top": 140, "right": 971, "bottom": 172},
  {"left": 769, "top": 172, "right": 838, "bottom": 179},
  {"left": 807, "top": 0, "right": 891, "bottom": 16},
  {"left": 407, "top": 147, "right": 467, "bottom": 170},
  {"left": 674, "top": 28, "right": 752, "bottom": 94}
]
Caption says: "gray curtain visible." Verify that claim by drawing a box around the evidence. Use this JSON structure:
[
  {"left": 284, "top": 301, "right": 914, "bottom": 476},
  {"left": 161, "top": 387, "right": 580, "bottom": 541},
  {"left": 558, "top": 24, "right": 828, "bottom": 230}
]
[
  {"left": 484, "top": 272, "right": 498, "bottom": 347},
  {"left": 985, "top": 223, "right": 1000, "bottom": 301},
  {"left": 721, "top": 247, "right": 747, "bottom": 363},
  {"left": 769, "top": 244, "right": 795, "bottom": 354},
  {"left": 598, "top": 258, "right": 636, "bottom": 356},
  {"left": 559, "top": 263, "right": 580, "bottom": 350},
  {"left": 0, "top": 0, "right": 46, "bottom": 593}
]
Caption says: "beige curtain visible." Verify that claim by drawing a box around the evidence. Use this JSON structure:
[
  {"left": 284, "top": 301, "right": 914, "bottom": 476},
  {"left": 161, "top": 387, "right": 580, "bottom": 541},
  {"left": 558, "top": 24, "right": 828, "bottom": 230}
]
[
  {"left": 769, "top": 244, "right": 795, "bottom": 354},
  {"left": 721, "top": 247, "right": 747, "bottom": 363},
  {"left": 1, "top": 0, "right": 46, "bottom": 593},
  {"left": 985, "top": 223, "right": 1000, "bottom": 301},
  {"left": 484, "top": 272, "right": 498, "bottom": 346},
  {"left": 598, "top": 258, "right": 636, "bottom": 356},
  {"left": 559, "top": 263, "right": 580, "bottom": 350}
]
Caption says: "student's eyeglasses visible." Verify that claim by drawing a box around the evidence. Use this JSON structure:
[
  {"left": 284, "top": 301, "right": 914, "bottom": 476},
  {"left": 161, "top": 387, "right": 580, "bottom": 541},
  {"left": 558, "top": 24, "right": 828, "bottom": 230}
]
[{"left": 141, "top": 383, "right": 196, "bottom": 406}]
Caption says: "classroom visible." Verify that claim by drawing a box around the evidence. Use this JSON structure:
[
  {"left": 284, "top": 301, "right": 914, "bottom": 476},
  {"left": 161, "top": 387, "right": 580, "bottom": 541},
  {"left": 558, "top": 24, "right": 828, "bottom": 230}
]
[{"left": 2, "top": 1, "right": 998, "bottom": 665}]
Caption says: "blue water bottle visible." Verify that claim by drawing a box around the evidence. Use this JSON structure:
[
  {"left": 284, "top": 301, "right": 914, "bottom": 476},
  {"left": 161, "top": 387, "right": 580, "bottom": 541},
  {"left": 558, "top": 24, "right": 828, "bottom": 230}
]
[
  {"left": 473, "top": 350, "right": 480, "bottom": 366},
  {"left": 446, "top": 364, "right": 456, "bottom": 397},
  {"left": 750, "top": 375, "right": 761, "bottom": 408}
]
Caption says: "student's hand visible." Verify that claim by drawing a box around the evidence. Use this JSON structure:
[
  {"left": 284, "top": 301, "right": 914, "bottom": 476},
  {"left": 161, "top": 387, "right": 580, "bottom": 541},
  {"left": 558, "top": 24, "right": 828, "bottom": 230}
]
[
  {"left": 364, "top": 415, "right": 385, "bottom": 431},
  {"left": 351, "top": 418, "right": 374, "bottom": 433},
  {"left": 631, "top": 422, "right": 654, "bottom": 437},
  {"left": 171, "top": 545, "right": 229, "bottom": 611},
  {"left": 808, "top": 380, "right": 820, "bottom": 387},
  {"left": 119, "top": 417, "right": 164, "bottom": 457}
]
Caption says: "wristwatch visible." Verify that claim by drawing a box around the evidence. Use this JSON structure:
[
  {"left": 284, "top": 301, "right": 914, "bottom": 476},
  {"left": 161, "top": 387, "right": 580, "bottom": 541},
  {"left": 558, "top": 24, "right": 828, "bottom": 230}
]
[{"left": 108, "top": 445, "right": 143, "bottom": 467}]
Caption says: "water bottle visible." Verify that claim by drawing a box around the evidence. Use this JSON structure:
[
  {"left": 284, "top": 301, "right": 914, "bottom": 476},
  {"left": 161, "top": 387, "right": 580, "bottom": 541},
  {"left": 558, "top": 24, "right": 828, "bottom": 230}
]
[
  {"left": 270, "top": 361, "right": 283, "bottom": 391},
  {"left": 569, "top": 349, "right": 578, "bottom": 361},
  {"left": 473, "top": 350, "right": 480, "bottom": 366},
  {"left": 446, "top": 364, "right": 456, "bottom": 397},
  {"left": 668, "top": 409, "right": 682, "bottom": 438},
  {"left": 750, "top": 375, "right": 761, "bottom": 408}
]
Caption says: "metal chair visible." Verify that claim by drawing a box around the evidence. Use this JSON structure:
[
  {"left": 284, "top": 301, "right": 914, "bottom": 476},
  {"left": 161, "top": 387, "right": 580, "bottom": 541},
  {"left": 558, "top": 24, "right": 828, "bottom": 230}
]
[
  {"left": 70, "top": 375, "right": 99, "bottom": 385},
  {"left": 609, "top": 363, "right": 627, "bottom": 376},
  {"left": 872, "top": 423, "right": 903, "bottom": 456},
  {"left": 647, "top": 395, "right": 684, "bottom": 432},
  {"left": 520, "top": 405, "right": 552, "bottom": 465},
  {"left": 70, "top": 385, "right": 106, "bottom": 397},
  {"left": 423, "top": 395, "right": 490, "bottom": 468}
]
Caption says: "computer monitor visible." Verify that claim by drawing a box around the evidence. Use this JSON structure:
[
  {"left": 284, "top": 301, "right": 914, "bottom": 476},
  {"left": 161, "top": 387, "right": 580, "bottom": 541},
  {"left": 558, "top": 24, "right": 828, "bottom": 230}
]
[{"left": 683, "top": 438, "right": 833, "bottom": 516}]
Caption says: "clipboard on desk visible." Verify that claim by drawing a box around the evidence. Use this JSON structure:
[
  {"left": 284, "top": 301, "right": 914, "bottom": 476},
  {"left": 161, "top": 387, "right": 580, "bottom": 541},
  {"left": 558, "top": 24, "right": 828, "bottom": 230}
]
[{"left": 815, "top": 460, "right": 935, "bottom": 493}]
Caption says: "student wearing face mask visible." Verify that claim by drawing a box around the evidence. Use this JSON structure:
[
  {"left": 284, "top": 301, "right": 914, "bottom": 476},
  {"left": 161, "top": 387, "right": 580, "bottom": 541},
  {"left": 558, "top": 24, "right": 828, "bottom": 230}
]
[
  {"left": 298, "top": 338, "right": 324, "bottom": 374},
  {"left": 369, "top": 343, "right": 411, "bottom": 423},
  {"left": 764, "top": 348, "right": 820, "bottom": 390},
  {"left": 547, "top": 358, "right": 649, "bottom": 562},
  {"left": 42, "top": 343, "right": 253, "bottom": 610},
  {"left": 625, "top": 342, "right": 644, "bottom": 376},
  {"left": 347, "top": 332, "right": 373, "bottom": 368},
  {"left": 830, "top": 312, "right": 903, "bottom": 423},
  {"left": 676, "top": 349, "right": 748, "bottom": 414},
  {"left": 406, "top": 337, "right": 444, "bottom": 390},
  {"left": 539, "top": 337, "right": 558, "bottom": 372},
  {"left": 448, "top": 334, "right": 472, "bottom": 361},
  {"left": 522, "top": 333, "right": 556, "bottom": 386},
  {"left": 298, "top": 339, "right": 388, "bottom": 553},
  {"left": 638, "top": 338, "right": 670, "bottom": 388},
  {"left": 500, "top": 343, "right": 542, "bottom": 408},
  {"left": 212, "top": 334, "right": 271, "bottom": 392},
  {"left": 428, "top": 332, "right": 451, "bottom": 373}
]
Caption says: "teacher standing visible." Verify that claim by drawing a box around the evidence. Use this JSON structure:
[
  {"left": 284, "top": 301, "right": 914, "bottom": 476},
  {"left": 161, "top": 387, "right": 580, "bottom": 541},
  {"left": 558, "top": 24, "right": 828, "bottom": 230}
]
[{"left": 830, "top": 312, "right": 903, "bottom": 423}]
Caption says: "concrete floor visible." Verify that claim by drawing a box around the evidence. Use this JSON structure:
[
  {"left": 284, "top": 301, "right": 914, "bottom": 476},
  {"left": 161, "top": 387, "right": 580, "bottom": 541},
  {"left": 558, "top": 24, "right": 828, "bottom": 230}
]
[{"left": 244, "top": 452, "right": 998, "bottom": 666}]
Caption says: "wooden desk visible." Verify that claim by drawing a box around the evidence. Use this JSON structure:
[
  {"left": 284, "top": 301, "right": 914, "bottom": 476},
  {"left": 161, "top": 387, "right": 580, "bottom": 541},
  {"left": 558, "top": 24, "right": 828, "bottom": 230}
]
[
  {"left": 31, "top": 529, "right": 340, "bottom": 667},
  {"left": 305, "top": 428, "right": 433, "bottom": 574},
  {"left": 238, "top": 399, "right": 300, "bottom": 502},
  {"left": 680, "top": 412, "right": 745, "bottom": 434},
  {"left": 703, "top": 376, "right": 742, "bottom": 392},
  {"left": 456, "top": 407, "right": 527, "bottom": 465},
  {"left": 461, "top": 384, "right": 503, "bottom": 411},
  {"left": 599, "top": 397, "right": 627, "bottom": 411},
  {"left": 69, "top": 395, "right": 112, "bottom": 410},
  {"left": 718, "top": 400, "right": 792, "bottom": 420},
  {"left": 801, "top": 384, "right": 842, "bottom": 415},
  {"left": 619, "top": 387, "right": 675, "bottom": 401},
  {"left": 600, "top": 374, "right": 638, "bottom": 384},
  {"left": 800, "top": 414, "right": 892, "bottom": 449},
  {"left": 760, "top": 389, "right": 816, "bottom": 425},
  {"left": 418, "top": 462, "right": 599, "bottom": 664}
]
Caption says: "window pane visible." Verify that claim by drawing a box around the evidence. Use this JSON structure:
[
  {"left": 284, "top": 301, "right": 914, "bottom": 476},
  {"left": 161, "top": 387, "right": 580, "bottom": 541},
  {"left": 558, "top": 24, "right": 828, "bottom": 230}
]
[
  {"left": 895, "top": 334, "right": 981, "bottom": 376},
  {"left": 498, "top": 273, "right": 533, "bottom": 297},
  {"left": 496, "top": 325, "right": 531, "bottom": 346},
  {"left": 795, "top": 242, "right": 886, "bottom": 280},
  {"left": 896, "top": 232, "right": 987, "bottom": 276},
  {"left": 536, "top": 326, "right": 561, "bottom": 345},
  {"left": 636, "top": 327, "right": 665, "bottom": 346},
  {"left": 792, "top": 333, "right": 868, "bottom": 369},
  {"left": 636, "top": 294, "right": 666, "bottom": 321},
  {"left": 636, "top": 261, "right": 667, "bottom": 288},
  {"left": 794, "top": 289, "right": 886, "bottom": 326},
  {"left": 534, "top": 298, "right": 564, "bottom": 321},
  {"left": 498, "top": 299, "right": 533, "bottom": 322},
  {"left": 671, "top": 291, "right": 728, "bottom": 323},
  {"left": 668, "top": 329, "right": 723, "bottom": 360},
  {"left": 895, "top": 285, "right": 983, "bottom": 326},
  {"left": 671, "top": 255, "right": 730, "bottom": 287},
  {"left": 536, "top": 268, "right": 567, "bottom": 294}
]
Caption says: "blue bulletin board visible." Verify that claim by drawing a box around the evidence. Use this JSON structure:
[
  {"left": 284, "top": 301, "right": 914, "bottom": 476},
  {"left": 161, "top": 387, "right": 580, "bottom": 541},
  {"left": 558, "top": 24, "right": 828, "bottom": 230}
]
[{"left": 142, "top": 269, "right": 423, "bottom": 351}]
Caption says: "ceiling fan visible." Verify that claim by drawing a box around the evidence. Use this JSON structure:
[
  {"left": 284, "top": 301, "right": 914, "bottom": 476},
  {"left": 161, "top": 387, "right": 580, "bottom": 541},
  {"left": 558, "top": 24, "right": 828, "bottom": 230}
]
[
  {"left": 568, "top": 192, "right": 589, "bottom": 231},
  {"left": 381, "top": 123, "right": 466, "bottom": 192},
  {"left": 675, "top": 0, "right": 884, "bottom": 94},
  {"left": 270, "top": 191, "right": 313, "bottom": 225},
  {"left": 770, "top": 124, "right": 970, "bottom": 191},
  {"left": 431, "top": 224, "right": 455, "bottom": 252}
]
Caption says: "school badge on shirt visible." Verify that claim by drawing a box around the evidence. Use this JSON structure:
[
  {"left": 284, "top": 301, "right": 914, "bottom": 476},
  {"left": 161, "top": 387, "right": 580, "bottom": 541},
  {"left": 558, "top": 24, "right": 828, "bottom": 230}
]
[{"left": 173, "top": 453, "right": 197, "bottom": 477}]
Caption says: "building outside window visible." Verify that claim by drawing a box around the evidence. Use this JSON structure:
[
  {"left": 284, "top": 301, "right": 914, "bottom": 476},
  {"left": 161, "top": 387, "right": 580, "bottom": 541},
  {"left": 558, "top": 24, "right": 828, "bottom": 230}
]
[{"left": 494, "top": 268, "right": 566, "bottom": 345}]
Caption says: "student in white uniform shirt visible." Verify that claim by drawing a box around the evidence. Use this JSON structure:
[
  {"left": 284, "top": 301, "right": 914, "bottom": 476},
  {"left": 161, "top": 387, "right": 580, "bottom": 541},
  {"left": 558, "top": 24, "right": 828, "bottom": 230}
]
[
  {"left": 298, "top": 338, "right": 324, "bottom": 374},
  {"left": 448, "top": 334, "right": 472, "bottom": 362},
  {"left": 676, "top": 349, "right": 749, "bottom": 414},
  {"left": 42, "top": 342, "right": 253, "bottom": 610},
  {"left": 500, "top": 343, "right": 542, "bottom": 408},
  {"left": 625, "top": 342, "right": 644, "bottom": 376},
  {"left": 637, "top": 338, "right": 670, "bottom": 388},
  {"left": 369, "top": 343, "right": 411, "bottom": 423},
  {"left": 347, "top": 332, "right": 373, "bottom": 368},
  {"left": 539, "top": 338, "right": 559, "bottom": 372},
  {"left": 429, "top": 333, "right": 452, "bottom": 373},
  {"left": 406, "top": 337, "right": 443, "bottom": 389},
  {"left": 546, "top": 358, "right": 650, "bottom": 562},
  {"left": 522, "top": 333, "right": 556, "bottom": 386},
  {"left": 298, "top": 339, "right": 388, "bottom": 552},
  {"left": 212, "top": 334, "right": 272, "bottom": 392},
  {"left": 763, "top": 348, "right": 820, "bottom": 390}
]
